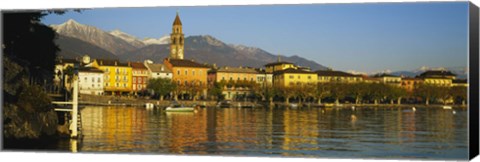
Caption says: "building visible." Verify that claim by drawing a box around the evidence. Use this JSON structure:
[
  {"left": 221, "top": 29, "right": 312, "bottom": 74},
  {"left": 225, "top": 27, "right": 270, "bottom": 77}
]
[
  {"left": 130, "top": 62, "right": 149, "bottom": 94},
  {"left": 361, "top": 75, "right": 381, "bottom": 84},
  {"left": 207, "top": 66, "right": 259, "bottom": 100},
  {"left": 418, "top": 70, "right": 456, "bottom": 87},
  {"left": 255, "top": 68, "right": 273, "bottom": 87},
  {"left": 316, "top": 70, "right": 363, "bottom": 83},
  {"left": 452, "top": 79, "right": 468, "bottom": 87},
  {"left": 208, "top": 66, "right": 258, "bottom": 83},
  {"left": 78, "top": 67, "right": 104, "bottom": 95},
  {"left": 170, "top": 12, "right": 184, "bottom": 59},
  {"left": 265, "top": 61, "right": 297, "bottom": 73},
  {"left": 164, "top": 58, "right": 210, "bottom": 98},
  {"left": 91, "top": 59, "right": 133, "bottom": 95},
  {"left": 144, "top": 61, "right": 172, "bottom": 79},
  {"left": 273, "top": 68, "right": 318, "bottom": 87},
  {"left": 54, "top": 58, "right": 80, "bottom": 90},
  {"left": 401, "top": 77, "right": 424, "bottom": 93},
  {"left": 372, "top": 73, "right": 402, "bottom": 86}
]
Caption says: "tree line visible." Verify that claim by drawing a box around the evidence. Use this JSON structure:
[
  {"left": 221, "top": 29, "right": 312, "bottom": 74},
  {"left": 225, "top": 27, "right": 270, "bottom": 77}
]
[{"left": 147, "top": 78, "right": 467, "bottom": 106}]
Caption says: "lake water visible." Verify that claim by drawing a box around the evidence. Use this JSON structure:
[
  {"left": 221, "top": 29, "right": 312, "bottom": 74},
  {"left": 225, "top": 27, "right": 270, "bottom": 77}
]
[{"left": 56, "top": 106, "right": 469, "bottom": 160}]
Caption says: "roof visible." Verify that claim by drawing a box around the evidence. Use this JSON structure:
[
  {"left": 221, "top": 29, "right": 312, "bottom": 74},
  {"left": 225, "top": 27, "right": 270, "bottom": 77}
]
[
  {"left": 130, "top": 62, "right": 148, "bottom": 70},
  {"left": 167, "top": 59, "right": 210, "bottom": 68},
  {"left": 213, "top": 67, "right": 258, "bottom": 74},
  {"left": 264, "top": 61, "right": 294, "bottom": 67},
  {"left": 452, "top": 79, "right": 467, "bottom": 84},
  {"left": 146, "top": 63, "right": 171, "bottom": 73},
  {"left": 373, "top": 73, "right": 400, "bottom": 78},
  {"left": 78, "top": 67, "right": 103, "bottom": 73},
  {"left": 315, "top": 70, "right": 359, "bottom": 77},
  {"left": 273, "top": 68, "right": 316, "bottom": 75},
  {"left": 96, "top": 59, "right": 129, "bottom": 67},
  {"left": 419, "top": 70, "right": 456, "bottom": 77},
  {"left": 173, "top": 13, "right": 182, "bottom": 25},
  {"left": 402, "top": 77, "right": 423, "bottom": 81},
  {"left": 60, "top": 59, "right": 79, "bottom": 64}
]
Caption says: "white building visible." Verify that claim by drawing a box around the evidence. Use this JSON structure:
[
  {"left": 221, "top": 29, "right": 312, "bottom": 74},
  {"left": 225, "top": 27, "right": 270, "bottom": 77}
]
[
  {"left": 144, "top": 60, "right": 172, "bottom": 79},
  {"left": 78, "top": 67, "right": 104, "bottom": 95}
]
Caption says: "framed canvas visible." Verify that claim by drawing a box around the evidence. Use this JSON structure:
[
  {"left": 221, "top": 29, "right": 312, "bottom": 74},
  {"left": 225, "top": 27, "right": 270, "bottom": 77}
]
[{"left": 1, "top": 0, "right": 479, "bottom": 162}]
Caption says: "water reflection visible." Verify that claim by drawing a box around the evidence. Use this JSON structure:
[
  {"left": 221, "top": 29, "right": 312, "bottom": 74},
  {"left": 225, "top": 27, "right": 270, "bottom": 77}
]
[{"left": 77, "top": 106, "right": 468, "bottom": 159}]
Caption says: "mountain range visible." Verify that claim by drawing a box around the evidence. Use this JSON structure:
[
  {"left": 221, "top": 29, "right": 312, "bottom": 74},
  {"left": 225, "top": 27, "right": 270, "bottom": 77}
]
[{"left": 50, "top": 19, "right": 328, "bottom": 70}]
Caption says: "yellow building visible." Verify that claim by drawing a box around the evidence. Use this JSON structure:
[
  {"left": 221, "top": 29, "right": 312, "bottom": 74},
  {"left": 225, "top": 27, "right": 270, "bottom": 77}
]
[
  {"left": 164, "top": 58, "right": 210, "bottom": 98},
  {"left": 452, "top": 79, "right": 468, "bottom": 87},
  {"left": 372, "top": 73, "right": 402, "bottom": 86},
  {"left": 418, "top": 70, "right": 456, "bottom": 87},
  {"left": 273, "top": 68, "right": 318, "bottom": 87},
  {"left": 265, "top": 61, "right": 297, "bottom": 73},
  {"left": 207, "top": 66, "right": 258, "bottom": 100},
  {"left": 91, "top": 59, "right": 133, "bottom": 95},
  {"left": 401, "top": 77, "right": 424, "bottom": 93},
  {"left": 315, "top": 70, "right": 363, "bottom": 83}
]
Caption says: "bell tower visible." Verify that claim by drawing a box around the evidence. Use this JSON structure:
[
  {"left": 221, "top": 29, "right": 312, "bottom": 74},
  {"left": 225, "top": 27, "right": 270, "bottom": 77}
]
[{"left": 170, "top": 11, "right": 184, "bottom": 59}]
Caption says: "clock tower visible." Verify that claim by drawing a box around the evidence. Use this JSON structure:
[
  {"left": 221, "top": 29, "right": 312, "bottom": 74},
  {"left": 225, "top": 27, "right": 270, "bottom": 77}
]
[{"left": 170, "top": 11, "right": 184, "bottom": 59}]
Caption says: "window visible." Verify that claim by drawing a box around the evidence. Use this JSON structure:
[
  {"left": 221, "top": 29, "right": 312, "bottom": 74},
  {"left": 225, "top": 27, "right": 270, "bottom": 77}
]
[
  {"left": 139, "top": 77, "right": 142, "bottom": 83},
  {"left": 98, "top": 77, "right": 101, "bottom": 83},
  {"left": 184, "top": 80, "right": 188, "bottom": 85},
  {"left": 289, "top": 75, "right": 294, "bottom": 79},
  {"left": 199, "top": 70, "right": 202, "bottom": 75},
  {"left": 192, "top": 70, "right": 195, "bottom": 76},
  {"left": 123, "top": 84, "right": 127, "bottom": 87},
  {"left": 177, "top": 70, "right": 180, "bottom": 75},
  {"left": 185, "top": 70, "right": 188, "bottom": 75},
  {"left": 116, "top": 83, "right": 119, "bottom": 87},
  {"left": 133, "top": 77, "right": 136, "bottom": 83},
  {"left": 92, "top": 77, "right": 95, "bottom": 82},
  {"left": 157, "top": 73, "right": 160, "bottom": 75},
  {"left": 308, "top": 76, "right": 311, "bottom": 80}
]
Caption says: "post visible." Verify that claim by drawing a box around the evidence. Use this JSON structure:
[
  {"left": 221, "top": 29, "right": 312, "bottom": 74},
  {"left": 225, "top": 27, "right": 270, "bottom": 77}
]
[{"left": 71, "top": 75, "right": 78, "bottom": 138}]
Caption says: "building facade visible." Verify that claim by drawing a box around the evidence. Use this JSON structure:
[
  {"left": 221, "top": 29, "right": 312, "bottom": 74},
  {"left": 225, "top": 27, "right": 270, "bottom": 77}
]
[
  {"left": 373, "top": 73, "right": 402, "bottom": 86},
  {"left": 170, "top": 12, "right": 184, "bottom": 59},
  {"left": 131, "top": 62, "right": 149, "bottom": 93},
  {"left": 273, "top": 68, "right": 318, "bottom": 87},
  {"left": 144, "top": 61, "right": 173, "bottom": 79},
  {"left": 316, "top": 70, "right": 363, "bottom": 83},
  {"left": 78, "top": 67, "right": 104, "bottom": 95},
  {"left": 401, "top": 77, "right": 424, "bottom": 93},
  {"left": 92, "top": 59, "right": 133, "bottom": 95}
]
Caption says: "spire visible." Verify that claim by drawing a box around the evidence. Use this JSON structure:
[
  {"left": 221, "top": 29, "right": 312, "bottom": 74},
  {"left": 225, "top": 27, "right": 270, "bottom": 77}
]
[
  {"left": 277, "top": 55, "right": 281, "bottom": 62},
  {"left": 173, "top": 11, "right": 182, "bottom": 26}
]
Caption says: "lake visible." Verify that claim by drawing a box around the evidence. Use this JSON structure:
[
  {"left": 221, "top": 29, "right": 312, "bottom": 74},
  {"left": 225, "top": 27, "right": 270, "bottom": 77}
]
[{"left": 52, "top": 106, "right": 469, "bottom": 160}]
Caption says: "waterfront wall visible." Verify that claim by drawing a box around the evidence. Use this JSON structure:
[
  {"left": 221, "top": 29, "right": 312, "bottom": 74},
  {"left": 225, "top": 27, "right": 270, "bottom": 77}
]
[{"left": 79, "top": 94, "right": 218, "bottom": 107}]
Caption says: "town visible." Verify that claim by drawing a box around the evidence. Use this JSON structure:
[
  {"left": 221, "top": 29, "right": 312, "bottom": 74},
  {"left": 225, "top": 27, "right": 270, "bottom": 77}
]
[{"left": 52, "top": 12, "right": 469, "bottom": 108}]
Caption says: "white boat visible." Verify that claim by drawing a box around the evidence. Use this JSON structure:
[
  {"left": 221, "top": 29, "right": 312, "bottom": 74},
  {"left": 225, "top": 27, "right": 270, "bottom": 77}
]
[
  {"left": 443, "top": 105, "right": 452, "bottom": 109},
  {"left": 165, "top": 102, "right": 195, "bottom": 112},
  {"left": 165, "top": 107, "right": 194, "bottom": 112}
]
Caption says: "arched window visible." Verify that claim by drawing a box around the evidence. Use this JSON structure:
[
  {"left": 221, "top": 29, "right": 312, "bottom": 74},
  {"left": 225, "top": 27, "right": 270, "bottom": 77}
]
[{"left": 173, "top": 38, "right": 176, "bottom": 44}]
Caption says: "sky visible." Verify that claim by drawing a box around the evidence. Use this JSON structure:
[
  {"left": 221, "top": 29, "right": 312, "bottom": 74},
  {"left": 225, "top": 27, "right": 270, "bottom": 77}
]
[{"left": 41, "top": 2, "right": 469, "bottom": 73}]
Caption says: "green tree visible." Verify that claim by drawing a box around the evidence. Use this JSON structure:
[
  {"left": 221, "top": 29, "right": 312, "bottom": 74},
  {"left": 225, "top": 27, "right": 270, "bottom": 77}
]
[
  {"left": 436, "top": 86, "right": 451, "bottom": 105},
  {"left": 208, "top": 82, "right": 224, "bottom": 101},
  {"left": 147, "top": 78, "right": 176, "bottom": 101},
  {"left": 386, "top": 86, "right": 407, "bottom": 105},
  {"left": 366, "top": 83, "right": 388, "bottom": 105}
]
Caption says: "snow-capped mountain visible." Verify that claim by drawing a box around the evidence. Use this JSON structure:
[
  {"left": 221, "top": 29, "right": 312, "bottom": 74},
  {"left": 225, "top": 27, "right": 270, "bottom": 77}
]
[
  {"left": 51, "top": 19, "right": 137, "bottom": 55},
  {"left": 109, "top": 30, "right": 146, "bottom": 48},
  {"left": 142, "top": 35, "right": 170, "bottom": 45}
]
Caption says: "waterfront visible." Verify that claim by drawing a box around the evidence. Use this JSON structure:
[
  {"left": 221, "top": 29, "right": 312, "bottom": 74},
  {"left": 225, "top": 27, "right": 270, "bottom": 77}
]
[
  {"left": 3, "top": 106, "right": 469, "bottom": 160},
  {"left": 30, "top": 106, "right": 466, "bottom": 160}
]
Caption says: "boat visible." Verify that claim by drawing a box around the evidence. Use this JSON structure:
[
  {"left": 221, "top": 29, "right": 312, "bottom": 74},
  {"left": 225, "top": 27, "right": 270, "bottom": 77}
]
[
  {"left": 443, "top": 105, "right": 452, "bottom": 109},
  {"left": 217, "top": 100, "right": 232, "bottom": 108},
  {"left": 165, "top": 102, "right": 195, "bottom": 112}
]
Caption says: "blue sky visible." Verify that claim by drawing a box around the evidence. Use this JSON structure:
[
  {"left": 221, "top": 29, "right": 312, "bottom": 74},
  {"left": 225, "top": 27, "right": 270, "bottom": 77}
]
[{"left": 42, "top": 2, "right": 469, "bottom": 73}]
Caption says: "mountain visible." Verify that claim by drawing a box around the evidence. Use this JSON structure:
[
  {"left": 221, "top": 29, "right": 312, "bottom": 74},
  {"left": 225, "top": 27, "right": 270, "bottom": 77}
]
[
  {"left": 121, "top": 35, "right": 329, "bottom": 70},
  {"left": 51, "top": 19, "right": 137, "bottom": 55},
  {"left": 109, "top": 30, "right": 146, "bottom": 48},
  {"left": 143, "top": 35, "right": 170, "bottom": 45},
  {"left": 55, "top": 35, "right": 119, "bottom": 60},
  {"left": 51, "top": 20, "right": 328, "bottom": 70}
]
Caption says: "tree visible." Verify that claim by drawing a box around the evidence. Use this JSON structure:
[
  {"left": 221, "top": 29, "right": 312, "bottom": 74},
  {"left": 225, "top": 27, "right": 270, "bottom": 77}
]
[
  {"left": 147, "top": 78, "right": 176, "bottom": 101},
  {"left": 3, "top": 11, "right": 62, "bottom": 83},
  {"left": 208, "top": 82, "right": 224, "bottom": 101},
  {"left": 414, "top": 84, "right": 437, "bottom": 105},
  {"left": 277, "top": 86, "right": 295, "bottom": 104},
  {"left": 366, "top": 83, "right": 388, "bottom": 105},
  {"left": 451, "top": 86, "right": 467, "bottom": 105},
  {"left": 330, "top": 83, "right": 348, "bottom": 105},
  {"left": 386, "top": 86, "right": 407, "bottom": 105},
  {"left": 316, "top": 83, "right": 331, "bottom": 105},
  {"left": 436, "top": 86, "right": 451, "bottom": 105},
  {"left": 348, "top": 83, "right": 368, "bottom": 104}
]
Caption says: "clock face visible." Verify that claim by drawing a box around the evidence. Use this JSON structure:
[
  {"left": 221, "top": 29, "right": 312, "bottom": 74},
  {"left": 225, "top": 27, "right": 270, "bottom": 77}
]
[
  {"left": 179, "top": 48, "right": 183, "bottom": 53},
  {"left": 171, "top": 48, "right": 176, "bottom": 54}
]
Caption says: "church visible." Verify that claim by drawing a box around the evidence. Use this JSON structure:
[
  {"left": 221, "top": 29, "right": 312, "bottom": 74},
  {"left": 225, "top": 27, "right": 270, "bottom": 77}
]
[{"left": 164, "top": 12, "right": 210, "bottom": 100}]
